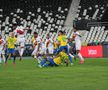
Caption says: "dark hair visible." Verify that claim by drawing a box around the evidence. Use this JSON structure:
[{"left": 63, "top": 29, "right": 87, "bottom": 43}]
[
  {"left": 34, "top": 32, "right": 38, "bottom": 34},
  {"left": 73, "top": 26, "right": 78, "bottom": 30},
  {"left": 63, "top": 31, "right": 66, "bottom": 34},
  {"left": 59, "top": 30, "right": 63, "bottom": 34},
  {"left": 0, "top": 34, "right": 2, "bottom": 37}
]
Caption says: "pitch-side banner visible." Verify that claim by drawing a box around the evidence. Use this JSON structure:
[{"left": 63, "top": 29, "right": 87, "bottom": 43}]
[{"left": 80, "top": 46, "right": 103, "bottom": 58}]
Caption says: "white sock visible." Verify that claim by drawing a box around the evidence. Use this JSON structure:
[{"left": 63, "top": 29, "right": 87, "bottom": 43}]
[
  {"left": 20, "top": 48, "right": 24, "bottom": 56},
  {"left": 77, "top": 53, "right": 84, "bottom": 61},
  {"left": 2, "top": 54, "right": 6, "bottom": 63},
  {"left": 0, "top": 55, "right": 2, "bottom": 63},
  {"left": 69, "top": 53, "right": 74, "bottom": 58},
  {"left": 37, "top": 56, "right": 41, "bottom": 64},
  {"left": 18, "top": 49, "right": 21, "bottom": 56}
]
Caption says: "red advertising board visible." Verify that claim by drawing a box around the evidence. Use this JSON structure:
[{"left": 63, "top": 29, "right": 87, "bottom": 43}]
[{"left": 80, "top": 45, "right": 103, "bottom": 58}]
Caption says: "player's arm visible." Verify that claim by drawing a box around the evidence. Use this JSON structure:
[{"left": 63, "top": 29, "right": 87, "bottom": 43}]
[
  {"left": 33, "top": 40, "right": 37, "bottom": 48},
  {"left": 36, "top": 38, "right": 41, "bottom": 54},
  {"left": 6, "top": 38, "right": 9, "bottom": 49},
  {"left": 57, "top": 37, "right": 61, "bottom": 47},
  {"left": 57, "top": 41, "right": 60, "bottom": 47},
  {"left": 3, "top": 41, "right": 6, "bottom": 50},
  {"left": 37, "top": 43, "right": 40, "bottom": 52},
  {"left": 46, "top": 40, "right": 51, "bottom": 47},
  {"left": 71, "top": 34, "right": 76, "bottom": 41}
]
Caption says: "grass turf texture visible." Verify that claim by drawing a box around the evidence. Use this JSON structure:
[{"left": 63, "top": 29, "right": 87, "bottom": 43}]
[{"left": 0, "top": 58, "right": 108, "bottom": 90}]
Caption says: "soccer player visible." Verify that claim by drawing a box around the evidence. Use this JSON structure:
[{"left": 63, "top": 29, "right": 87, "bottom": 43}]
[
  {"left": 14, "top": 25, "right": 25, "bottom": 61},
  {"left": 5, "top": 32, "right": 17, "bottom": 64},
  {"left": 72, "top": 27, "right": 84, "bottom": 64},
  {"left": 39, "top": 50, "right": 70, "bottom": 68},
  {"left": 0, "top": 35, "right": 6, "bottom": 64},
  {"left": 39, "top": 55, "right": 62, "bottom": 67},
  {"left": 54, "top": 31, "right": 73, "bottom": 65},
  {"left": 45, "top": 34, "right": 54, "bottom": 55},
  {"left": 68, "top": 38, "right": 76, "bottom": 61},
  {"left": 31, "top": 32, "right": 43, "bottom": 64}
]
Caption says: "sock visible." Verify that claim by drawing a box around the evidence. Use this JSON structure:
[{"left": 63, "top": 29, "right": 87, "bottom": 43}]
[
  {"left": 20, "top": 48, "right": 24, "bottom": 56},
  {"left": 40, "top": 59, "right": 47, "bottom": 66},
  {"left": 0, "top": 56, "right": 2, "bottom": 63},
  {"left": 5, "top": 54, "right": 9, "bottom": 63},
  {"left": 77, "top": 53, "right": 84, "bottom": 61},
  {"left": 2, "top": 54, "right": 6, "bottom": 63},
  {"left": 37, "top": 56, "right": 41, "bottom": 64},
  {"left": 13, "top": 55, "right": 16, "bottom": 63},
  {"left": 68, "top": 55, "right": 73, "bottom": 63},
  {"left": 69, "top": 53, "right": 74, "bottom": 58}
]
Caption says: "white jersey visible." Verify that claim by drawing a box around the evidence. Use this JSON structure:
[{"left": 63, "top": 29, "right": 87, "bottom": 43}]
[
  {"left": 14, "top": 26, "right": 25, "bottom": 38},
  {"left": 14, "top": 26, "right": 25, "bottom": 47},
  {"left": 45, "top": 38, "right": 54, "bottom": 49},
  {"left": 73, "top": 31, "right": 81, "bottom": 50},
  {"left": 32, "top": 36, "right": 45, "bottom": 55},
  {"left": 73, "top": 31, "right": 81, "bottom": 43},
  {"left": 39, "top": 42, "right": 46, "bottom": 54},
  {"left": 45, "top": 38, "right": 54, "bottom": 54},
  {"left": 0, "top": 39, "right": 5, "bottom": 50},
  {"left": 35, "top": 36, "right": 42, "bottom": 46}
]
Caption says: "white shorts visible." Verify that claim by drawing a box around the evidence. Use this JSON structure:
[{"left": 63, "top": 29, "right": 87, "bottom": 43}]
[
  {"left": 17, "top": 37, "right": 25, "bottom": 47},
  {"left": 0, "top": 50, "right": 5, "bottom": 55},
  {"left": 32, "top": 46, "right": 38, "bottom": 55},
  {"left": 39, "top": 47, "right": 46, "bottom": 55},
  {"left": 47, "top": 47, "right": 54, "bottom": 54},
  {"left": 75, "top": 42, "right": 81, "bottom": 50}
]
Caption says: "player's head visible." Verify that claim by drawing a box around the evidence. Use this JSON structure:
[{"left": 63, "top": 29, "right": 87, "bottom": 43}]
[
  {"left": 13, "top": 23, "right": 18, "bottom": 30},
  {"left": 0, "top": 34, "right": 2, "bottom": 39},
  {"left": 34, "top": 32, "right": 38, "bottom": 38},
  {"left": 58, "top": 30, "right": 63, "bottom": 36},
  {"left": 10, "top": 32, "right": 14, "bottom": 38},
  {"left": 63, "top": 31, "right": 66, "bottom": 35},
  {"left": 46, "top": 34, "right": 50, "bottom": 39},
  {"left": 73, "top": 27, "right": 78, "bottom": 32}
]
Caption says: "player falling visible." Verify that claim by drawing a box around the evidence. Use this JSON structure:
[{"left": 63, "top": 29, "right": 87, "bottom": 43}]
[
  {"left": 54, "top": 31, "right": 73, "bottom": 65},
  {"left": 0, "top": 35, "right": 6, "bottom": 64},
  {"left": 71, "top": 27, "right": 84, "bottom": 64}
]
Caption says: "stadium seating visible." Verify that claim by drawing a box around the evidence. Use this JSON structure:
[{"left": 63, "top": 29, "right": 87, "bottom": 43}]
[
  {"left": 0, "top": 0, "right": 72, "bottom": 44},
  {"left": 0, "top": 0, "right": 108, "bottom": 45}
]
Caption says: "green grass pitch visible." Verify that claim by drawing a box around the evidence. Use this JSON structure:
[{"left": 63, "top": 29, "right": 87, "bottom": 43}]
[{"left": 0, "top": 58, "right": 108, "bottom": 90}]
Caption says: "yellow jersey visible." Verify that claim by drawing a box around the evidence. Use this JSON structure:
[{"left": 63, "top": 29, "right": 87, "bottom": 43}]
[
  {"left": 60, "top": 52, "right": 68, "bottom": 60},
  {"left": 54, "top": 42, "right": 58, "bottom": 49},
  {"left": 57, "top": 35, "right": 67, "bottom": 46},
  {"left": 53, "top": 56, "right": 61, "bottom": 65},
  {"left": 32, "top": 37, "right": 35, "bottom": 44},
  {"left": 7, "top": 37, "right": 17, "bottom": 48}
]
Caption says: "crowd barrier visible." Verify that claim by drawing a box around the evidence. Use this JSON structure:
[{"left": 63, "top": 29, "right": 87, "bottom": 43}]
[{"left": 14, "top": 44, "right": 108, "bottom": 58}]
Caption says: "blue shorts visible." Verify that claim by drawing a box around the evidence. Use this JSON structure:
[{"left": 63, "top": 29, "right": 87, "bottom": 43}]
[
  {"left": 49, "top": 58, "right": 58, "bottom": 66},
  {"left": 55, "top": 46, "right": 69, "bottom": 55},
  {"left": 7, "top": 48, "right": 15, "bottom": 54}
]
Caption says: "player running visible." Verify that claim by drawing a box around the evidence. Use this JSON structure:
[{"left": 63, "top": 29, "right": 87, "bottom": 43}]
[
  {"left": 32, "top": 32, "right": 43, "bottom": 64},
  {"left": 0, "top": 35, "right": 6, "bottom": 64},
  {"left": 72, "top": 27, "right": 84, "bottom": 64},
  {"left": 45, "top": 34, "right": 54, "bottom": 55},
  {"left": 14, "top": 25, "right": 25, "bottom": 61},
  {"left": 5, "top": 32, "right": 17, "bottom": 64}
]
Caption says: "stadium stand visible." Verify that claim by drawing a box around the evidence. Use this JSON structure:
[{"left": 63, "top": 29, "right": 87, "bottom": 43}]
[
  {"left": 0, "top": 0, "right": 108, "bottom": 46},
  {"left": 0, "top": 0, "right": 72, "bottom": 44}
]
